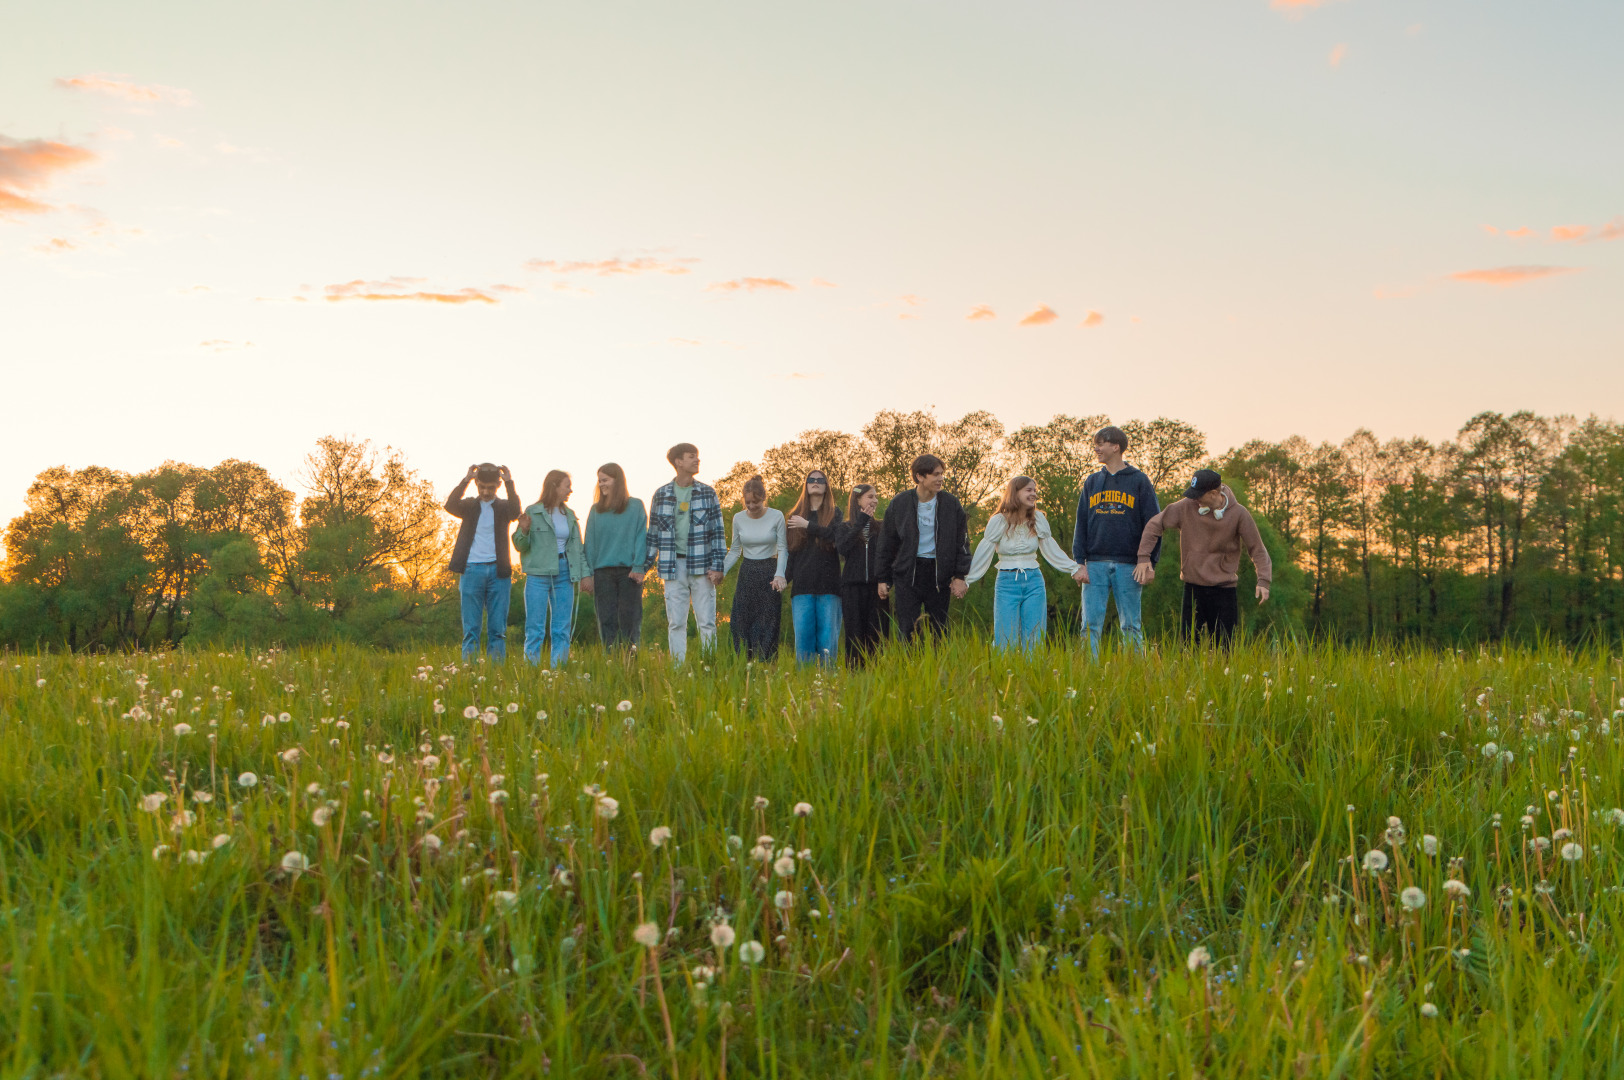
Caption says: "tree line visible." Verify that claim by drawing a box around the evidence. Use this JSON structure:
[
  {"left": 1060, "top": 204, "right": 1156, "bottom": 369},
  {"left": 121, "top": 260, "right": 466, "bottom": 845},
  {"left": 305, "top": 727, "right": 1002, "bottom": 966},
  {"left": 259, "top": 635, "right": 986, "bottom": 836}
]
[{"left": 2, "top": 409, "right": 1620, "bottom": 651}]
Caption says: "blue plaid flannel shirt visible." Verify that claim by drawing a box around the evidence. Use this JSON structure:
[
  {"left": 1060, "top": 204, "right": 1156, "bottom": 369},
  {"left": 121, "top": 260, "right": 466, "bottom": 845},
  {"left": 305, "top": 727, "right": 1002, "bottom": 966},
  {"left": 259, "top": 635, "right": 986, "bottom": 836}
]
[{"left": 644, "top": 480, "right": 726, "bottom": 577}]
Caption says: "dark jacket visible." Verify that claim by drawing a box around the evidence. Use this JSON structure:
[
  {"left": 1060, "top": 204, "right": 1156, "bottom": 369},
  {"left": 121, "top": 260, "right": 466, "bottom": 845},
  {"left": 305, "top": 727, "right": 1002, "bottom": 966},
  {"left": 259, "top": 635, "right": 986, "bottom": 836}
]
[
  {"left": 444, "top": 476, "right": 522, "bottom": 577},
  {"left": 786, "top": 537, "right": 842, "bottom": 597},
  {"left": 807, "top": 511, "right": 883, "bottom": 585},
  {"left": 876, "top": 489, "right": 972, "bottom": 587},
  {"left": 1073, "top": 465, "right": 1161, "bottom": 566}
]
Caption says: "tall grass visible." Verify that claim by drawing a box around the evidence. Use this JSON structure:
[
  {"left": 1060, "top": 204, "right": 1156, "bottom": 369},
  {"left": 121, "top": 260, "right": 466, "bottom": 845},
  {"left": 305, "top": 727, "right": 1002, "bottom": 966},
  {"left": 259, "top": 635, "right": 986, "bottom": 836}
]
[{"left": 1, "top": 638, "right": 1621, "bottom": 1077}]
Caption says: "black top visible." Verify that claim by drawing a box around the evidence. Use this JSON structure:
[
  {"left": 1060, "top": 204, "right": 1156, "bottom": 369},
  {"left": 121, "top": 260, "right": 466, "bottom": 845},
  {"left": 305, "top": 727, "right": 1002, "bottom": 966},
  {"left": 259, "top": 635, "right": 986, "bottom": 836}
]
[
  {"left": 875, "top": 489, "right": 972, "bottom": 587},
  {"left": 786, "top": 522, "right": 843, "bottom": 596},
  {"left": 1072, "top": 464, "right": 1161, "bottom": 566},
  {"left": 444, "top": 476, "right": 522, "bottom": 577},
  {"left": 806, "top": 511, "right": 884, "bottom": 585}
]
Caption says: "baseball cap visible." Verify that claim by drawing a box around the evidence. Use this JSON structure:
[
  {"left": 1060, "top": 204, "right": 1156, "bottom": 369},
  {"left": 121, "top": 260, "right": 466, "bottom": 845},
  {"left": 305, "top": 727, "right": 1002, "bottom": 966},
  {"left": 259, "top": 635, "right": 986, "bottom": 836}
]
[{"left": 1183, "top": 469, "right": 1221, "bottom": 501}]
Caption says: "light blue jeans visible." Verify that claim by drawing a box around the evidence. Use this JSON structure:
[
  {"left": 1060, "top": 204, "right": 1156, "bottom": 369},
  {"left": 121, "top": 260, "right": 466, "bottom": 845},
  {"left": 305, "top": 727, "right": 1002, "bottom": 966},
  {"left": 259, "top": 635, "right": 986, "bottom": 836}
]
[
  {"left": 1083, "top": 560, "right": 1145, "bottom": 655},
  {"left": 459, "top": 561, "right": 510, "bottom": 660},
  {"left": 791, "top": 593, "right": 842, "bottom": 664},
  {"left": 524, "top": 553, "right": 575, "bottom": 667},
  {"left": 993, "top": 568, "right": 1047, "bottom": 651}
]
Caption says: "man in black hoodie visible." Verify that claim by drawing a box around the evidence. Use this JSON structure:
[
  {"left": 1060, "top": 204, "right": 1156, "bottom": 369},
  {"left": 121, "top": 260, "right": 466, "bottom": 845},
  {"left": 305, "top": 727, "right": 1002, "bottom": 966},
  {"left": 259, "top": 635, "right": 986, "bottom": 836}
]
[
  {"left": 1072, "top": 426, "right": 1159, "bottom": 655},
  {"left": 876, "top": 454, "right": 971, "bottom": 643}
]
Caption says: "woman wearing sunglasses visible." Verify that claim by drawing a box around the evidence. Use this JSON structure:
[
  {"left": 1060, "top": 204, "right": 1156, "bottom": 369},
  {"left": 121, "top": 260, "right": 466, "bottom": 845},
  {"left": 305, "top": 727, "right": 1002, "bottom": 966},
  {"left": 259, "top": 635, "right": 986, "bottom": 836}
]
[{"left": 785, "top": 469, "right": 844, "bottom": 664}]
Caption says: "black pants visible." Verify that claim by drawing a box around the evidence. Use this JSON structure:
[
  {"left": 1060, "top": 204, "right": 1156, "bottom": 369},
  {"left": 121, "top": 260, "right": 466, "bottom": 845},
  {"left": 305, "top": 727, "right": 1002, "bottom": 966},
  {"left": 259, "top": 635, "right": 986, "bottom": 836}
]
[
  {"left": 1181, "top": 583, "right": 1238, "bottom": 646},
  {"left": 893, "top": 559, "right": 951, "bottom": 643},
  {"left": 731, "top": 557, "right": 782, "bottom": 661},
  {"left": 592, "top": 566, "right": 643, "bottom": 649},
  {"left": 841, "top": 582, "right": 885, "bottom": 666}
]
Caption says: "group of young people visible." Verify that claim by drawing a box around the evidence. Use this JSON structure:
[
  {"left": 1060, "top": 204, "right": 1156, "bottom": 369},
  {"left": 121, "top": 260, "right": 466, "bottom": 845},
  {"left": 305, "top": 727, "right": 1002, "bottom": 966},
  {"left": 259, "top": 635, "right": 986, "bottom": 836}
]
[{"left": 443, "top": 427, "right": 1273, "bottom": 667}]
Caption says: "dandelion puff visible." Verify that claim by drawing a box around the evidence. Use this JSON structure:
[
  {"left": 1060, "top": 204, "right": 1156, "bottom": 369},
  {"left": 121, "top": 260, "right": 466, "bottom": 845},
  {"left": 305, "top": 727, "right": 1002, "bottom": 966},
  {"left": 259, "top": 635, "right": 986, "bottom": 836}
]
[
  {"left": 183, "top": 849, "right": 207, "bottom": 865},
  {"left": 1500, "top": 750, "right": 1515, "bottom": 765},
  {"left": 36, "top": 678, "right": 46, "bottom": 688},
  {"left": 1561, "top": 842, "right": 1583, "bottom": 862},
  {"left": 753, "top": 796, "right": 770, "bottom": 810},
  {"left": 433, "top": 699, "right": 446, "bottom": 714},
  {"left": 649, "top": 826, "right": 672, "bottom": 848},
  {"left": 535, "top": 710, "right": 548, "bottom": 721},
  {"left": 1362, "top": 850, "right": 1388, "bottom": 873},
  {"left": 493, "top": 890, "right": 519, "bottom": 913},
  {"left": 505, "top": 702, "right": 518, "bottom": 714},
  {"left": 738, "top": 940, "right": 765, "bottom": 964},
  {"left": 1443, "top": 879, "right": 1470, "bottom": 898},
  {"left": 482, "top": 711, "right": 499, "bottom": 727},
  {"left": 617, "top": 700, "right": 634, "bottom": 712},
  {"left": 711, "top": 923, "right": 736, "bottom": 949},
  {"left": 1400, "top": 886, "right": 1426, "bottom": 910},
  {"left": 773, "top": 855, "right": 796, "bottom": 878},
  {"left": 140, "top": 792, "right": 168, "bottom": 813},
  {"left": 281, "top": 748, "right": 301, "bottom": 764},
  {"left": 1606, "top": 809, "right": 1624, "bottom": 827},
  {"left": 1187, "top": 946, "right": 1211, "bottom": 973},
  {"left": 377, "top": 751, "right": 394, "bottom": 764},
  {"left": 774, "top": 890, "right": 795, "bottom": 910},
  {"left": 489, "top": 790, "right": 509, "bottom": 806},
  {"left": 1421, "top": 834, "right": 1439, "bottom": 856},
  {"left": 634, "top": 921, "right": 661, "bottom": 948},
  {"left": 794, "top": 801, "right": 813, "bottom": 817},
  {"left": 312, "top": 806, "right": 333, "bottom": 827},
  {"left": 172, "top": 722, "right": 193, "bottom": 736},
  {"left": 281, "top": 851, "right": 310, "bottom": 876},
  {"left": 596, "top": 796, "right": 619, "bottom": 820},
  {"left": 1480, "top": 742, "right": 1498, "bottom": 759},
  {"left": 237, "top": 772, "right": 258, "bottom": 788},
  {"left": 463, "top": 706, "right": 480, "bottom": 720},
  {"left": 1421, "top": 1002, "right": 1439, "bottom": 1018}
]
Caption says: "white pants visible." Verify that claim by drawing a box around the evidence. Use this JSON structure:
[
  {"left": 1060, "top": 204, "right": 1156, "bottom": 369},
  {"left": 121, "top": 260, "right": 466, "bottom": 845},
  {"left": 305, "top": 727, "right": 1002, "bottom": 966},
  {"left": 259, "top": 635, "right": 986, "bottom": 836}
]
[{"left": 663, "top": 556, "right": 716, "bottom": 663}]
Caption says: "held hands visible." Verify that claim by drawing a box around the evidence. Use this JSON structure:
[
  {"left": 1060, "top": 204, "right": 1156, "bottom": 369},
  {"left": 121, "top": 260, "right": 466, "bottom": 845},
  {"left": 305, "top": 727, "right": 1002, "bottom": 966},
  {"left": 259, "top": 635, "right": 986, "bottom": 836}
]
[
  {"left": 950, "top": 578, "right": 968, "bottom": 600},
  {"left": 877, "top": 583, "right": 889, "bottom": 600},
  {"left": 580, "top": 576, "right": 595, "bottom": 595},
  {"left": 707, "top": 570, "right": 725, "bottom": 586},
  {"left": 1071, "top": 566, "right": 1089, "bottom": 583},
  {"left": 771, "top": 575, "right": 787, "bottom": 592},
  {"left": 1132, "top": 562, "right": 1155, "bottom": 586},
  {"left": 629, "top": 569, "right": 646, "bottom": 584},
  {"left": 1256, "top": 584, "right": 1270, "bottom": 605}
]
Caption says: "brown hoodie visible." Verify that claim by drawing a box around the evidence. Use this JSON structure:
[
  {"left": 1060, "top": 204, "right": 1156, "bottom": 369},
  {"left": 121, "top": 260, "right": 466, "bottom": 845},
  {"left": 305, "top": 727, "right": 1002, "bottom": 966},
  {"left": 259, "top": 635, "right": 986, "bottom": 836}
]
[{"left": 1136, "top": 485, "right": 1272, "bottom": 588}]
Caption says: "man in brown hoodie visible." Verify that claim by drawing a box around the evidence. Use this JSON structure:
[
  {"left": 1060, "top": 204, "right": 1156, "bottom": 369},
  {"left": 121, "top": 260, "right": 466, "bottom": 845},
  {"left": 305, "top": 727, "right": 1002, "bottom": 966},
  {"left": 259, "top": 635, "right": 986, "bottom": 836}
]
[{"left": 1132, "top": 469, "right": 1270, "bottom": 645}]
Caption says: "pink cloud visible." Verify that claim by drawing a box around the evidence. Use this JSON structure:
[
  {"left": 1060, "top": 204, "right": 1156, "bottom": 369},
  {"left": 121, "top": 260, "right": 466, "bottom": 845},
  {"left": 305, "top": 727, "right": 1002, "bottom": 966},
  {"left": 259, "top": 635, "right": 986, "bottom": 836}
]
[
  {"left": 1448, "top": 265, "right": 1579, "bottom": 287},
  {"left": 525, "top": 255, "right": 697, "bottom": 277},
  {"left": 1328, "top": 43, "right": 1347, "bottom": 67},
  {"left": 1551, "top": 217, "right": 1623, "bottom": 244},
  {"left": 706, "top": 277, "right": 796, "bottom": 292},
  {"left": 320, "top": 278, "right": 504, "bottom": 304},
  {"left": 900, "top": 293, "right": 927, "bottom": 306},
  {"left": 56, "top": 75, "right": 193, "bottom": 107},
  {"left": 1080, "top": 310, "right": 1105, "bottom": 328},
  {"left": 1018, "top": 305, "right": 1058, "bottom": 326},
  {"left": 966, "top": 304, "right": 996, "bottom": 321},
  {"left": 0, "top": 136, "right": 97, "bottom": 217},
  {"left": 811, "top": 278, "right": 838, "bottom": 288},
  {"left": 33, "top": 237, "right": 77, "bottom": 254}
]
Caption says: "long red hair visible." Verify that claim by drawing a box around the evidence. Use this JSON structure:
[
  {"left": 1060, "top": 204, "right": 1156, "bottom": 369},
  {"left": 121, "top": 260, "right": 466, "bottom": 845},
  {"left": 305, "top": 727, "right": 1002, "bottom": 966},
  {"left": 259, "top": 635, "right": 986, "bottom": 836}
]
[{"left": 787, "top": 472, "right": 839, "bottom": 552}]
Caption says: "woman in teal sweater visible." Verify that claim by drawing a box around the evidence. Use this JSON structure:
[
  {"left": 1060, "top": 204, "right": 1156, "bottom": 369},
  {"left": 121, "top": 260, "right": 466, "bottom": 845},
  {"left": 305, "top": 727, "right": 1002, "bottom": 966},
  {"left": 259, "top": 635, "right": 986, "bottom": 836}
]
[
  {"left": 582, "top": 463, "right": 648, "bottom": 651},
  {"left": 512, "top": 470, "right": 589, "bottom": 667}
]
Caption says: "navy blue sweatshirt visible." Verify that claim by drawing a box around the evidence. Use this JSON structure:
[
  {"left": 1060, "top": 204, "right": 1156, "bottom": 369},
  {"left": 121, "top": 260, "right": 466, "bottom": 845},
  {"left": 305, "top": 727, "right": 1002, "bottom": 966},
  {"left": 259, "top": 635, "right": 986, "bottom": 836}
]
[{"left": 1072, "top": 465, "right": 1161, "bottom": 565}]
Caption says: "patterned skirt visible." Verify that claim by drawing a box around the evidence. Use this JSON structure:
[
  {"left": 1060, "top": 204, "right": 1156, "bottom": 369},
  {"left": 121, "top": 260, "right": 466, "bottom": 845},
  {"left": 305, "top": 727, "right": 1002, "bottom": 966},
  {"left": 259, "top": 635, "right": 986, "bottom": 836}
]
[{"left": 731, "top": 557, "right": 782, "bottom": 661}]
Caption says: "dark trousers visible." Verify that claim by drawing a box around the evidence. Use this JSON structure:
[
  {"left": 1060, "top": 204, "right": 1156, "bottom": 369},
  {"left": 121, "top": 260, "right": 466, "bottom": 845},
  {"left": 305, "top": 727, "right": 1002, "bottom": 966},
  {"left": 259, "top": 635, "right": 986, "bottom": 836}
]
[
  {"left": 730, "top": 557, "right": 782, "bottom": 661},
  {"left": 841, "top": 582, "right": 885, "bottom": 666},
  {"left": 592, "top": 566, "right": 643, "bottom": 649},
  {"left": 893, "top": 558, "right": 951, "bottom": 643},
  {"left": 1181, "top": 583, "right": 1238, "bottom": 646}
]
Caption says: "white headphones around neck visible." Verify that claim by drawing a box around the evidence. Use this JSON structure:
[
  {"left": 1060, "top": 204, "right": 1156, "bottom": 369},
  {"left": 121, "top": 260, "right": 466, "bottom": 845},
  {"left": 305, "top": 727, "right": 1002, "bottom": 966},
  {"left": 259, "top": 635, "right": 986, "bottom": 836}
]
[{"left": 1197, "top": 493, "right": 1229, "bottom": 520}]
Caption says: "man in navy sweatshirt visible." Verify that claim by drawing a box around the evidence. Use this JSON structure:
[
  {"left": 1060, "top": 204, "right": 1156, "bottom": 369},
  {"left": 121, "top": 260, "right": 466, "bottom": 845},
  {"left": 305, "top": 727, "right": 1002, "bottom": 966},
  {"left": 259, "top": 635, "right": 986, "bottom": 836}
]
[{"left": 1072, "top": 426, "right": 1160, "bottom": 655}]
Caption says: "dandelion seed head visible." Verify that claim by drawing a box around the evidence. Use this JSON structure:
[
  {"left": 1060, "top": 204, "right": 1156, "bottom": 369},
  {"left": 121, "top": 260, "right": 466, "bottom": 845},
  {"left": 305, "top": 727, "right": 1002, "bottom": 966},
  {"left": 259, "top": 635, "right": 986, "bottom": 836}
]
[
  {"left": 1362, "top": 849, "right": 1388, "bottom": 873},
  {"left": 774, "top": 890, "right": 795, "bottom": 910},
  {"left": 649, "top": 825, "right": 672, "bottom": 848},
  {"left": 634, "top": 921, "right": 661, "bottom": 948},
  {"left": 1187, "top": 946, "right": 1211, "bottom": 973},
  {"left": 710, "top": 924, "right": 736, "bottom": 949},
  {"left": 794, "top": 802, "right": 813, "bottom": 817},
  {"left": 773, "top": 855, "right": 796, "bottom": 878},
  {"left": 140, "top": 792, "right": 167, "bottom": 813},
  {"left": 312, "top": 806, "right": 333, "bottom": 827},
  {"left": 1421, "top": 1002, "right": 1439, "bottom": 1018},
  {"left": 1443, "top": 879, "right": 1470, "bottom": 898},
  {"left": 1561, "top": 842, "right": 1583, "bottom": 862},
  {"left": 738, "top": 940, "right": 765, "bottom": 964},
  {"left": 617, "top": 700, "right": 633, "bottom": 712},
  {"left": 237, "top": 772, "right": 258, "bottom": 788},
  {"left": 1421, "top": 834, "right": 1439, "bottom": 856},
  {"left": 280, "top": 850, "right": 310, "bottom": 875},
  {"left": 1400, "top": 886, "right": 1426, "bottom": 910}
]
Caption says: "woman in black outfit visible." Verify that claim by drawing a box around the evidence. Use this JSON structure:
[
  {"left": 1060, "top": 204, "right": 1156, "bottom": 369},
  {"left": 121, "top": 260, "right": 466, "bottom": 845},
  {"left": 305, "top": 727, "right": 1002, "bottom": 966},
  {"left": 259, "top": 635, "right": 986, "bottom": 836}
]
[
  {"left": 784, "top": 470, "right": 845, "bottom": 664},
  {"left": 807, "top": 483, "right": 887, "bottom": 667}
]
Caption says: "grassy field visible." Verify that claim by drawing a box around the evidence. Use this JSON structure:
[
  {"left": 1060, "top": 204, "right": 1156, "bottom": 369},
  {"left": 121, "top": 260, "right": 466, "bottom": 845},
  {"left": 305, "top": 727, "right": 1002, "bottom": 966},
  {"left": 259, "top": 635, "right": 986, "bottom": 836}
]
[{"left": 2, "top": 639, "right": 1622, "bottom": 1078}]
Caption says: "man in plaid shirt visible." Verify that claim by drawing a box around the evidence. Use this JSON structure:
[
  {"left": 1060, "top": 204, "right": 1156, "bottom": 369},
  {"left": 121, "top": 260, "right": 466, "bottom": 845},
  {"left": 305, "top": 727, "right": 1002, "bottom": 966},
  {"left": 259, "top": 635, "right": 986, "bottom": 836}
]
[{"left": 636, "top": 442, "right": 726, "bottom": 663}]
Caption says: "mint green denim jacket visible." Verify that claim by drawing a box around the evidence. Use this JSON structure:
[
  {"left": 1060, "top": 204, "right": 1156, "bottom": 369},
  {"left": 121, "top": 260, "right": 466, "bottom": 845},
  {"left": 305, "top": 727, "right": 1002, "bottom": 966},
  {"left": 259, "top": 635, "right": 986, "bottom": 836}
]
[{"left": 512, "top": 502, "right": 589, "bottom": 581}]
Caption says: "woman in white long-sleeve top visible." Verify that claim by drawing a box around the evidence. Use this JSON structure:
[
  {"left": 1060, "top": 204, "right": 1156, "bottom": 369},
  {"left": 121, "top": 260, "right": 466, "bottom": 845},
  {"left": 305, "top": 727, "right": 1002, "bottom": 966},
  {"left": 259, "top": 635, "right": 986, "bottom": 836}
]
[
  {"left": 966, "top": 475, "right": 1087, "bottom": 651},
  {"left": 722, "top": 474, "right": 788, "bottom": 661}
]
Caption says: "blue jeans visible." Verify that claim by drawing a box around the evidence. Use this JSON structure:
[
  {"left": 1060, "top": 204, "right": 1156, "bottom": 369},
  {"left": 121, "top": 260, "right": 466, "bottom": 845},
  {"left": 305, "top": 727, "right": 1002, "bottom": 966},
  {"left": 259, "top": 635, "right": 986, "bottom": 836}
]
[
  {"left": 791, "top": 593, "right": 841, "bottom": 663},
  {"left": 459, "top": 562, "right": 510, "bottom": 660},
  {"left": 993, "top": 568, "right": 1047, "bottom": 651},
  {"left": 1083, "top": 560, "right": 1144, "bottom": 655},
  {"left": 524, "top": 554, "right": 575, "bottom": 667}
]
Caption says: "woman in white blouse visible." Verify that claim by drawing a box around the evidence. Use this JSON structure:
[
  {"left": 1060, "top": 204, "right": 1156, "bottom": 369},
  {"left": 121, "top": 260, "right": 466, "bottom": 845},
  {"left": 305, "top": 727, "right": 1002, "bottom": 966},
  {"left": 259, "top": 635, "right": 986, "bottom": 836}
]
[
  {"left": 966, "top": 475, "right": 1087, "bottom": 651},
  {"left": 722, "top": 474, "right": 788, "bottom": 661}
]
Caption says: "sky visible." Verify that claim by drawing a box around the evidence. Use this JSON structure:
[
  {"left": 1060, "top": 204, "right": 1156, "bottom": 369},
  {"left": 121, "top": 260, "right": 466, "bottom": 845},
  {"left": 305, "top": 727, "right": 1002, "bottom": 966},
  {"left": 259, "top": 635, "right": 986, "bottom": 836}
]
[{"left": 2, "top": 0, "right": 1621, "bottom": 532}]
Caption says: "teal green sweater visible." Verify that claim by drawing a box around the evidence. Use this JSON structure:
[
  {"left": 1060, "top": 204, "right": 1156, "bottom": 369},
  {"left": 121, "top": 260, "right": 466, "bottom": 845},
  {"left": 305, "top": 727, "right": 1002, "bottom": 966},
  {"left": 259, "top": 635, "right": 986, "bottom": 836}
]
[
  {"left": 512, "top": 503, "right": 589, "bottom": 581},
  {"left": 584, "top": 499, "right": 648, "bottom": 570}
]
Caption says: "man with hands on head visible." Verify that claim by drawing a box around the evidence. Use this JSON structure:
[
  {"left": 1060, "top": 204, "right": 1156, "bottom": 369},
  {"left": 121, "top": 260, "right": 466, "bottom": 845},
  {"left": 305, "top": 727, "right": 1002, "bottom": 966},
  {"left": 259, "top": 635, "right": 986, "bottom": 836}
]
[
  {"left": 444, "top": 463, "right": 522, "bottom": 661},
  {"left": 1133, "top": 468, "right": 1271, "bottom": 647}
]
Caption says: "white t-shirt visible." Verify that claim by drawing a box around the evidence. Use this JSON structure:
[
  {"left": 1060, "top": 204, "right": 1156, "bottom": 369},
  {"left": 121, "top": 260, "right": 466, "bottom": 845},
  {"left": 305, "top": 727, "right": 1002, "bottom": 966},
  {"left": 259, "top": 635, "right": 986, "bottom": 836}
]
[
  {"left": 550, "top": 508, "right": 568, "bottom": 554},
  {"left": 468, "top": 499, "right": 498, "bottom": 563},
  {"left": 916, "top": 494, "right": 938, "bottom": 558}
]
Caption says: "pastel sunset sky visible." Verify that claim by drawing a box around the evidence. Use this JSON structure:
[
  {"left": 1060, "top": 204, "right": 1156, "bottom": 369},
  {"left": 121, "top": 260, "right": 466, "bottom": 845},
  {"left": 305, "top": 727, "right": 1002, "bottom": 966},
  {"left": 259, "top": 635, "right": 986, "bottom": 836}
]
[{"left": 3, "top": 0, "right": 1621, "bottom": 520}]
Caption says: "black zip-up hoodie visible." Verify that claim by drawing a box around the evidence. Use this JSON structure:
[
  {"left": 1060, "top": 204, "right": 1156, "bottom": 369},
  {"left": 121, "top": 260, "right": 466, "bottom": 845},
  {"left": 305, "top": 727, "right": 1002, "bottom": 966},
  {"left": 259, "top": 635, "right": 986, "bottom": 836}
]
[
  {"left": 876, "top": 489, "right": 972, "bottom": 587},
  {"left": 806, "top": 511, "right": 884, "bottom": 585},
  {"left": 1072, "top": 464, "right": 1161, "bottom": 566}
]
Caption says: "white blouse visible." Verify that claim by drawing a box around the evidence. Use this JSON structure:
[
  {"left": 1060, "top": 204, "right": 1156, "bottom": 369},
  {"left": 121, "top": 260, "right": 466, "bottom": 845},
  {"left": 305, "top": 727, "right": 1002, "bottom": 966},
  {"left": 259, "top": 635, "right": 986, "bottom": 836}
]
[
  {"left": 723, "top": 507, "right": 788, "bottom": 577},
  {"left": 965, "top": 511, "right": 1080, "bottom": 585}
]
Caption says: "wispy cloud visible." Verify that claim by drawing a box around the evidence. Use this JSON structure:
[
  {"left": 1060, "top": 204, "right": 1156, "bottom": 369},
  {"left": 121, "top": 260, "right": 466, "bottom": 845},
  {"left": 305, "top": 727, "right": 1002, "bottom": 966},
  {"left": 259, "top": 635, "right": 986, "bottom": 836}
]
[
  {"left": 33, "top": 237, "right": 77, "bottom": 254},
  {"left": 316, "top": 277, "right": 510, "bottom": 304},
  {"left": 900, "top": 294, "right": 927, "bottom": 306},
  {"left": 1271, "top": 0, "right": 1340, "bottom": 12},
  {"left": 1018, "top": 304, "right": 1058, "bottom": 326},
  {"left": 525, "top": 255, "right": 697, "bottom": 277},
  {"left": 966, "top": 304, "right": 996, "bottom": 321},
  {"left": 56, "top": 74, "right": 193, "bottom": 107},
  {"left": 1448, "top": 265, "right": 1579, "bottom": 287},
  {"left": 1080, "top": 310, "right": 1105, "bottom": 328},
  {"left": 1551, "top": 217, "right": 1623, "bottom": 244},
  {"left": 0, "top": 136, "right": 97, "bottom": 217},
  {"left": 811, "top": 278, "right": 838, "bottom": 288},
  {"left": 1328, "top": 43, "right": 1347, "bottom": 67},
  {"left": 707, "top": 277, "right": 796, "bottom": 293}
]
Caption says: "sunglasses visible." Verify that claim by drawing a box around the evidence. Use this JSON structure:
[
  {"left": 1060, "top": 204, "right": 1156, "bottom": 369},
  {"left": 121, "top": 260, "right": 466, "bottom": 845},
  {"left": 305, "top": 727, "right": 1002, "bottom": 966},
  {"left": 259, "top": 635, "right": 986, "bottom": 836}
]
[{"left": 807, "top": 477, "right": 827, "bottom": 484}]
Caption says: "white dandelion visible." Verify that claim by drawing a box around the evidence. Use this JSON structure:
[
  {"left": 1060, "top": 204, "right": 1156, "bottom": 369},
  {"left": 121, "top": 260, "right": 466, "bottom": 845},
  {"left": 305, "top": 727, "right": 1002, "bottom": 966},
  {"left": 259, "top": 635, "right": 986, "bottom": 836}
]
[
  {"left": 649, "top": 826, "right": 672, "bottom": 848},
  {"left": 634, "top": 921, "right": 661, "bottom": 948},
  {"left": 1187, "top": 946, "right": 1212, "bottom": 973},
  {"left": 738, "top": 940, "right": 765, "bottom": 965},
  {"left": 280, "top": 851, "right": 310, "bottom": 876},
  {"left": 1362, "top": 850, "right": 1389, "bottom": 873},
  {"left": 1400, "top": 887, "right": 1426, "bottom": 910},
  {"left": 710, "top": 924, "right": 736, "bottom": 949},
  {"left": 237, "top": 772, "right": 258, "bottom": 788}
]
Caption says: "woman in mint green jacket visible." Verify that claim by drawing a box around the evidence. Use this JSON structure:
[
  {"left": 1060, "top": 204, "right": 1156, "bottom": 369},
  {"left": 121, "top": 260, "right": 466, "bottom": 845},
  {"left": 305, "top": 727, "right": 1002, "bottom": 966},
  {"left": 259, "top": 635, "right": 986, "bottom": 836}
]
[{"left": 513, "top": 470, "right": 589, "bottom": 667}]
